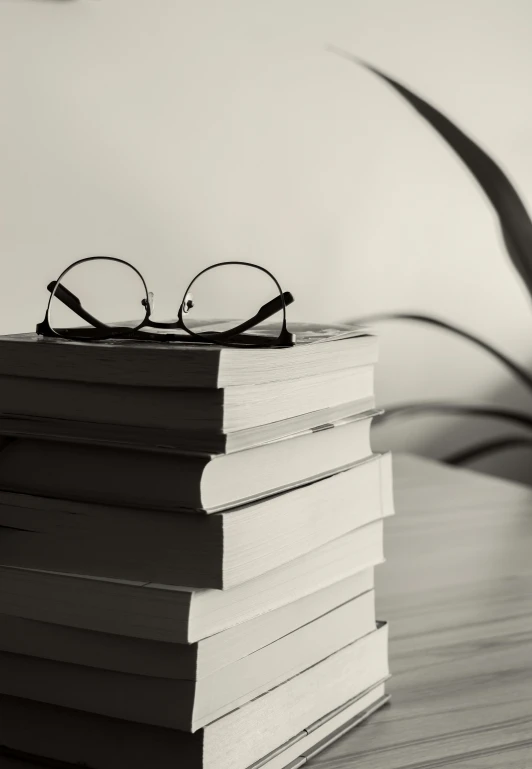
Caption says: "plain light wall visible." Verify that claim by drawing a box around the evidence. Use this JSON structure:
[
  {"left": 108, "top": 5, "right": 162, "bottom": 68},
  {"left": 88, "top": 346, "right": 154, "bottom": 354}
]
[{"left": 2, "top": 0, "right": 532, "bottom": 481}]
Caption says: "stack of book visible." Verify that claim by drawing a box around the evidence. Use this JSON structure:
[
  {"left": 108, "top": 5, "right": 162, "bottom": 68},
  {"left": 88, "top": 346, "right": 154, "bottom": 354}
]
[{"left": 0, "top": 322, "right": 394, "bottom": 769}]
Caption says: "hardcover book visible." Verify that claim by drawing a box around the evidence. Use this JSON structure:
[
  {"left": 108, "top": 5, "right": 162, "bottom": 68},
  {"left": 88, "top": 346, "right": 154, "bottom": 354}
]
[
  {"left": 0, "top": 412, "right": 377, "bottom": 512},
  {"left": 0, "top": 323, "right": 376, "bottom": 388},
  {"left": 0, "top": 591, "right": 377, "bottom": 731},
  {"left": 0, "top": 453, "right": 393, "bottom": 587},
  {"left": 0, "top": 683, "right": 390, "bottom": 769},
  {"left": 0, "top": 623, "right": 389, "bottom": 769},
  {"left": 0, "top": 522, "right": 384, "bottom": 643}
]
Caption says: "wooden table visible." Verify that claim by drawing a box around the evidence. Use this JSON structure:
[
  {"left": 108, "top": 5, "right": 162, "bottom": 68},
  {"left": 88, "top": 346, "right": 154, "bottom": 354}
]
[{"left": 312, "top": 453, "right": 532, "bottom": 769}]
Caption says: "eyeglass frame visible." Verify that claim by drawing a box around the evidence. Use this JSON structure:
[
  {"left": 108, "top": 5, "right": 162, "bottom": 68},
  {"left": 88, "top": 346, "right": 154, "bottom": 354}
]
[{"left": 36, "top": 256, "right": 296, "bottom": 348}]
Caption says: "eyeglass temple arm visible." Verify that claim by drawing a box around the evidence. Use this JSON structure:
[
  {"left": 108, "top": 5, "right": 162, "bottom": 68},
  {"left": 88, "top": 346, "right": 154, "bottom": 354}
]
[
  {"left": 209, "top": 292, "right": 295, "bottom": 339},
  {"left": 45, "top": 282, "right": 109, "bottom": 329}
]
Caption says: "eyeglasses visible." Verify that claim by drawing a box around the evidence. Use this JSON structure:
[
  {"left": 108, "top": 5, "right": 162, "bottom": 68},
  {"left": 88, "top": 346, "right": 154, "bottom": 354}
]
[{"left": 36, "top": 257, "right": 295, "bottom": 348}]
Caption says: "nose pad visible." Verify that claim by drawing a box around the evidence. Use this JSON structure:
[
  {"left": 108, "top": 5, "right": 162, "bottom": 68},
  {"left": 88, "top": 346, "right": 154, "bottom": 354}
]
[
  {"left": 142, "top": 292, "right": 155, "bottom": 315},
  {"left": 182, "top": 293, "right": 194, "bottom": 314}
]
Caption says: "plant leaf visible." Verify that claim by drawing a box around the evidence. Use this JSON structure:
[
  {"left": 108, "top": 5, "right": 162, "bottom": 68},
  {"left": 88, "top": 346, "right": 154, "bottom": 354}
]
[
  {"left": 442, "top": 436, "right": 532, "bottom": 465},
  {"left": 328, "top": 46, "right": 532, "bottom": 302}
]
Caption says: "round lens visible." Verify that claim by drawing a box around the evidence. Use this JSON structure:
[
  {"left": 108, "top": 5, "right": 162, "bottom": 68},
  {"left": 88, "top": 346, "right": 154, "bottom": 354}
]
[
  {"left": 48, "top": 258, "right": 148, "bottom": 340},
  {"left": 180, "top": 263, "right": 284, "bottom": 342}
]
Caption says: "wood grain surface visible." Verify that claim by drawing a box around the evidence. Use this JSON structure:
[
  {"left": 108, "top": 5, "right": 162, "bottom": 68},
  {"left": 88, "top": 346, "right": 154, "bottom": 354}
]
[{"left": 310, "top": 453, "right": 532, "bottom": 769}]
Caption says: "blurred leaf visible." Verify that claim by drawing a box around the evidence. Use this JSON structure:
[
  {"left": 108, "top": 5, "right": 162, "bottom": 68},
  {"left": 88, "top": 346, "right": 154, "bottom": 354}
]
[
  {"left": 375, "top": 401, "right": 532, "bottom": 430},
  {"left": 443, "top": 435, "right": 532, "bottom": 465},
  {"left": 329, "top": 46, "right": 532, "bottom": 303},
  {"left": 350, "top": 311, "right": 532, "bottom": 391}
]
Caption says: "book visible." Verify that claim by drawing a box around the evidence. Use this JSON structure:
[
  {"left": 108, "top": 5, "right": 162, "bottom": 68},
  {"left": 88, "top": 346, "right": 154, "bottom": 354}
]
[
  {"left": 0, "top": 412, "right": 376, "bottom": 512},
  {"left": 0, "top": 521, "right": 384, "bottom": 643},
  {"left": 0, "top": 591, "right": 376, "bottom": 731},
  {"left": 0, "top": 453, "right": 394, "bottom": 587},
  {"left": 0, "top": 397, "right": 376, "bottom": 454},
  {"left": 0, "top": 570, "right": 374, "bottom": 679},
  {"left": 0, "top": 323, "right": 376, "bottom": 388},
  {"left": 0, "top": 624, "right": 388, "bottom": 769},
  {"left": 0, "top": 683, "right": 389, "bottom": 769},
  {"left": 0, "top": 365, "right": 374, "bottom": 434}
]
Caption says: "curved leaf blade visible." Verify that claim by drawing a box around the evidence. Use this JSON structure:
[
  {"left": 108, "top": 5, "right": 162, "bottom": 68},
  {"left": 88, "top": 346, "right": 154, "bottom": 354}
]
[{"left": 329, "top": 46, "right": 532, "bottom": 301}]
